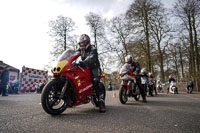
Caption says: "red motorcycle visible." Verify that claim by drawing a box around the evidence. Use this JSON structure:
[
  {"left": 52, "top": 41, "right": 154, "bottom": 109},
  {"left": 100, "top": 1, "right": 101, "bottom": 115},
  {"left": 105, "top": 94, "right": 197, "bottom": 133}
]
[
  {"left": 119, "top": 64, "right": 140, "bottom": 104},
  {"left": 41, "top": 49, "right": 105, "bottom": 115}
]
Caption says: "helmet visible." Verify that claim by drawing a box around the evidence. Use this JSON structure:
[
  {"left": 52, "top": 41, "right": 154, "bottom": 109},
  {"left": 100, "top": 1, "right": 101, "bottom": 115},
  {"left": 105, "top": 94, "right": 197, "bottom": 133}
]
[
  {"left": 78, "top": 34, "right": 90, "bottom": 50},
  {"left": 148, "top": 72, "right": 153, "bottom": 78},
  {"left": 141, "top": 68, "right": 146, "bottom": 74},
  {"left": 125, "top": 55, "right": 133, "bottom": 64}
]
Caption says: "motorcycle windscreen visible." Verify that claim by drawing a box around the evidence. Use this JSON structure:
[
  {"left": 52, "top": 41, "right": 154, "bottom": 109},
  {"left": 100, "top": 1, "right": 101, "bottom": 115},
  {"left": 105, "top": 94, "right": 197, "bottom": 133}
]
[
  {"left": 58, "top": 50, "right": 76, "bottom": 61},
  {"left": 54, "top": 49, "right": 76, "bottom": 73},
  {"left": 120, "top": 63, "right": 131, "bottom": 74}
]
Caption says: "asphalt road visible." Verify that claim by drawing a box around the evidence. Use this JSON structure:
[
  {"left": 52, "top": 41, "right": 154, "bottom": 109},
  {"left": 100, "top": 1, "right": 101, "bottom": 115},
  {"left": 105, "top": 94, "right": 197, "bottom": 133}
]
[{"left": 0, "top": 91, "right": 200, "bottom": 133}]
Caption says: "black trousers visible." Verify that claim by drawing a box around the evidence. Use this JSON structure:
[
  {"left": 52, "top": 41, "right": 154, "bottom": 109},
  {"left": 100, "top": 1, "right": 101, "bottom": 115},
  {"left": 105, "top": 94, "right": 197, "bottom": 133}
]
[
  {"left": 141, "top": 84, "right": 147, "bottom": 95},
  {"left": 136, "top": 78, "right": 146, "bottom": 99},
  {"left": 91, "top": 67, "right": 105, "bottom": 100},
  {"left": 148, "top": 85, "right": 154, "bottom": 95},
  {"left": 1, "top": 85, "right": 7, "bottom": 96}
]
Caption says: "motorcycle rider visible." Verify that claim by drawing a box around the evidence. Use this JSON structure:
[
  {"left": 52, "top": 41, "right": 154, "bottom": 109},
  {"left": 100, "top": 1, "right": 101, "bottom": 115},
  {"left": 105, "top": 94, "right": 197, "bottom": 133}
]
[
  {"left": 140, "top": 68, "right": 148, "bottom": 95},
  {"left": 148, "top": 72, "right": 154, "bottom": 96},
  {"left": 156, "top": 80, "right": 162, "bottom": 93},
  {"left": 76, "top": 34, "right": 106, "bottom": 113},
  {"left": 148, "top": 73, "right": 157, "bottom": 96},
  {"left": 125, "top": 55, "right": 147, "bottom": 102},
  {"left": 187, "top": 81, "right": 194, "bottom": 93},
  {"left": 167, "top": 75, "right": 176, "bottom": 93}
]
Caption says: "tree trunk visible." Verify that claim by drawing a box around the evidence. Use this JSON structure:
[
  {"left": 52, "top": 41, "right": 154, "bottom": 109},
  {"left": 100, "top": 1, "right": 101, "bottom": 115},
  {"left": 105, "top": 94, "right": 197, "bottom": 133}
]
[
  {"left": 178, "top": 46, "right": 184, "bottom": 79},
  {"left": 144, "top": 10, "right": 151, "bottom": 72},
  {"left": 192, "top": 15, "right": 199, "bottom": 73},
  {"left": 157, "top": 41, "right": 165, "bottom": 82},
  {"left": 192, "top": 15, "right": 199, "bottom": 91},
  {"left": 188, "top": 16, "right": 196, "bottom": 91},
  {"left": 174, "top": 49, "right": 179, "bottom": 82},
  {"left": 160, "top": 54, "right": 165, "bottom": 82},
  {"left": 64, "top": 30, "right": 67, "bottom": 51},
  {"left": 94, "top": 30, "right": 97, "bottom": 48}
]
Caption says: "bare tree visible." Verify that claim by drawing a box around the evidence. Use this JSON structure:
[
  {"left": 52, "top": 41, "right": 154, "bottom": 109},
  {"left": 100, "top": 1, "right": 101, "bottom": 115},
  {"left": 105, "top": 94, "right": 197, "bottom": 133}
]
[
  {"left": 85, "top": 12, "right": 113, "bottom": 73},
  {"left": 107, "top": 15, "right": 133, "bottom": 64},
  {"left": 173, "top": 0, "right": 200, "bottom": 91},
  {"left": 48, "top": 15, "right": 75, "bottom": 60},
  {"left": 149, "top": 2, "right": 170, "bottom": 82},
  {"left": 166, "top": 43, "right": 180, "bottom": 81},
  {"left": 126, "top": 0, "right": 160, "bottom": 72},
  {"left": 85, "top": 12, "right": 105, "bottom": 49},
  {"left": 67, "top": 34, "right": 79, "bottom": 50}
]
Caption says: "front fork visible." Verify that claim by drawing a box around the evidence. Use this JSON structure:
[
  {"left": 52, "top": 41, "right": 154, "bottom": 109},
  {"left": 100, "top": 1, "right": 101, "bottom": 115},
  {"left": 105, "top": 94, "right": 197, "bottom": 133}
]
[
  {"left": 60, "top": 80, "right": 68, "bottom": 99},
  {"left": 121, "top": 80, "right": 131, "bottom": 96}
]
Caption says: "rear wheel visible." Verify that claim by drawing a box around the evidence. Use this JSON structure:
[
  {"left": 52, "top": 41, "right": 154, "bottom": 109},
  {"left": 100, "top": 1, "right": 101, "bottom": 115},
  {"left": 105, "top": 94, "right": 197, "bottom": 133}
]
[
  {"left": 41, "top": 80, "right": 67, "bottom": 115},
  {"left": 134, "top": 85, "right": 140, "bottom": 101},
  {"left": 119, "top": 86, "right": 128, "bottom": 104}
]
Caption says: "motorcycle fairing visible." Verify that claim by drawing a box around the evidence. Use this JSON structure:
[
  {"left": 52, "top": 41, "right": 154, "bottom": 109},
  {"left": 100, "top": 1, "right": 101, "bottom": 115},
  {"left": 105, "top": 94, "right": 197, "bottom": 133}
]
[
  {"left": 121, "top": 82, "right": 130, "bottom": 90},
  {"left": 52, "top": 50, "right": 94, "bottom": 106}
]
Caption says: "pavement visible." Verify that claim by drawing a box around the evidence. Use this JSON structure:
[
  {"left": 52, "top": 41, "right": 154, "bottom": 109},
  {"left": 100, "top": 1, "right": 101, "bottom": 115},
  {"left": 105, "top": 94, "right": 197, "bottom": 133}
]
[{"left": 0, "top": 91, "right": 200, "bottom": 133}]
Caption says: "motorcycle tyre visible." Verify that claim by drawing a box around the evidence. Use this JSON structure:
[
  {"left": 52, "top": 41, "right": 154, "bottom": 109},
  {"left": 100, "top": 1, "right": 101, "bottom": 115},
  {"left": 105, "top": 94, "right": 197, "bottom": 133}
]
[
  {"left": 119, "top": 86, "right": 128, "bottom": 104},
  {"left": 41, "top": 80, "right": 67, "bottom": 115},
  {"left": 134, "top": 94, "right": 140, "bottom": 101}
]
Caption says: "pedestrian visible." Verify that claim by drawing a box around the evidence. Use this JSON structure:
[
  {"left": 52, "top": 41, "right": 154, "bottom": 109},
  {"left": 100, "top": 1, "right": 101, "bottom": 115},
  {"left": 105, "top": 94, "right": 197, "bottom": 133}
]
[{"left": 0, "top": 66, "right": 9, "bottom": 96}]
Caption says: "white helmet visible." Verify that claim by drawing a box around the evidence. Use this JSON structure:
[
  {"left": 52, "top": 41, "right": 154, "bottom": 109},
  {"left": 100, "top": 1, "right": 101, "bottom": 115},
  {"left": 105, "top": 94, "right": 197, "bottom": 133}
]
[
  {"left": 125, "top": 55, "right": 133, "bottom": 64},
  {"left": 148, "top": 72, "right": 153, "bottom": 78},
  {"left": 141, "top": 68, "right": 146, "bottom": 74}
]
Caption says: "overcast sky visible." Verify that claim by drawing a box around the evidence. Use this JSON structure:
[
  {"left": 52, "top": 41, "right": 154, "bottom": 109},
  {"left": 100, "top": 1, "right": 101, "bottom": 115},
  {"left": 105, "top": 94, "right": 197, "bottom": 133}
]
[{"left": 0, "top": 0, "right": 175, "bottom": 71}]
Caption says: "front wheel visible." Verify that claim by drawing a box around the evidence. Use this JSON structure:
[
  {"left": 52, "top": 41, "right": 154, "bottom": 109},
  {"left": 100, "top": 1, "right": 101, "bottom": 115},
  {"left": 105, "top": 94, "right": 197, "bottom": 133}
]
[
  {"left": 41, "top": 79, "right": 67, "bottom": 115},
  {"left": 134, "top": 85, "right": 140, "bottom": 101},
  {"left": 119, "top": 86, "right": 128, "bottom": 104}
]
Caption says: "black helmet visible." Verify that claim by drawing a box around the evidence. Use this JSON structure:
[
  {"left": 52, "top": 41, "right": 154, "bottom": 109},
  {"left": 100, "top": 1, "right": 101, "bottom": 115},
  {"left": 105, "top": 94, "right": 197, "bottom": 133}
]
[{"left": 78, "top": 34, "right": 90, "bottom": 50}]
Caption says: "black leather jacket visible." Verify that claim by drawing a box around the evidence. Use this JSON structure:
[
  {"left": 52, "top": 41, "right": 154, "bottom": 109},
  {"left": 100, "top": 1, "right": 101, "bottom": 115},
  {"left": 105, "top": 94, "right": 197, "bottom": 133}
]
[
  {"left": 169, "top": 78, "right": 175, "bottom": 83},
  {"left": 131, "top": 61, "right": 140, "bottom": 75},
  {"left": 78, "top": 45, "right": 100, "bottom": 69}
]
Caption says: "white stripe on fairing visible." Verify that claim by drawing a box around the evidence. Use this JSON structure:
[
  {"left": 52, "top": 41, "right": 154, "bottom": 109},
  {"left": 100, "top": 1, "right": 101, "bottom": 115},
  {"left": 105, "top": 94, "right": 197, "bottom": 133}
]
[
  {"left": 79, "top": 84, "right": 93, "bottom": 93},
  {"left": 75, "top": 76, "right": 79, "bottom": 79}
]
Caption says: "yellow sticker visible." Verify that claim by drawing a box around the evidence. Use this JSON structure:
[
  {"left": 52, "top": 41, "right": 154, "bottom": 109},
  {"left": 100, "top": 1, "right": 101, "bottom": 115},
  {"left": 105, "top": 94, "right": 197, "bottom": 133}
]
[{"left": 77, "top": 80, "right": 81, "bottom": 86}]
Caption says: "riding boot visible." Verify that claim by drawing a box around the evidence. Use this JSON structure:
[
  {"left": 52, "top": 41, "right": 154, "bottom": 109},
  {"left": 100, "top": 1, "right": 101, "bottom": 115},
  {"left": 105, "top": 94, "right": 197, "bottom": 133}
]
[
  {"left": 142, "top": 95, "right": 147, "bottom": 102},
  {"left": 99, "top": 95, "right": 106, "bottom": 113}
]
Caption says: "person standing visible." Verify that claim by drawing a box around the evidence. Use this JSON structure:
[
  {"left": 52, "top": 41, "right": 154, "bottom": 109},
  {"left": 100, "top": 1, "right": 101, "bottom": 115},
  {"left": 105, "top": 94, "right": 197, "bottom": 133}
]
[{"left": 0, "top": 66, "right": 9, "bottom": 96}]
